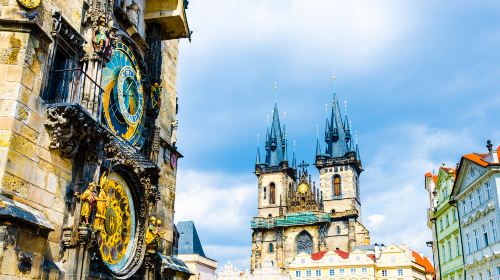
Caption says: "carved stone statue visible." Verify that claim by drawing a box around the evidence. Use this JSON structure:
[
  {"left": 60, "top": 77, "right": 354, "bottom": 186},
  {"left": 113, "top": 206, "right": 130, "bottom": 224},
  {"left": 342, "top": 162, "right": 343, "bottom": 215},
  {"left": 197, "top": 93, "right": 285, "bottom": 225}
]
[
  {"left": 94, "top": 174, "right": 108, "bottom": 231},
  {"left": 145, "top": 217, "right": 162, "bottom": 253},
  {"left": 120, "top": 0, "right": 140, "bottom": 27},
  {"left": 80, "top": 182, "right": 97, "bottom": 225}
]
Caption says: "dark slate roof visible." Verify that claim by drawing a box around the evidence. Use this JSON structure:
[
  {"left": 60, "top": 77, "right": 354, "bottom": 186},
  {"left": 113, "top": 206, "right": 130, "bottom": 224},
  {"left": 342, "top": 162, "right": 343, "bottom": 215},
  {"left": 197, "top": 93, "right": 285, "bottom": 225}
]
[
  {"left": 113, "top": 138, "right": 157, "bottom": 169},
  {"left": 177, "top": 221, "right": 206, "bottom": 257},
  {"left": 0, "top": 195, "right": 54, "bottom": 230},
  {"left": 158, "top": 253, "right": 192, "bottom": 275}
]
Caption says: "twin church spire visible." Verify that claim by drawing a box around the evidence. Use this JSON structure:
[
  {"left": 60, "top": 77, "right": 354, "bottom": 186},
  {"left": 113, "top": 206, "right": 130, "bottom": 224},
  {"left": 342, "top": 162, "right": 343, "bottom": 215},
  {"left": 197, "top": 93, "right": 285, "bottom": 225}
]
[
  {"left": 319, "top": 93, "right": 360, "bottom": 161},
  {"left": 256, "top": 101, "right": 296, "bottom": 169},
  {"left": 256, "top": 78, "right": 361, "bottom": 174}
]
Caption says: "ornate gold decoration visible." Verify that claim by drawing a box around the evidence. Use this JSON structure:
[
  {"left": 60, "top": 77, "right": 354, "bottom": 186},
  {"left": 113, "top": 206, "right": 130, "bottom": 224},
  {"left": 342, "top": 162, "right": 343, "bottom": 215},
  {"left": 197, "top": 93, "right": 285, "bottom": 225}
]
[
  {"left": 94, "top": 174, "right": 109, "bottom": 231},
  {"left": 97, "top": 173, "right": 133, "bottom": 265},
  {"left": 17, "top": 0, "right": 40, "bottom": 9},
  {"left": 150, "top": 82, "right": 162, "bottom": 110},
  {"left": 80, "top": 183, "right": 97, "bottom": 225},
  {"left": 145, "top": 217, "right": 162, "bottom": 253},
  {"left": 297, "top": 182, "right": 309, "bottom": 194}
]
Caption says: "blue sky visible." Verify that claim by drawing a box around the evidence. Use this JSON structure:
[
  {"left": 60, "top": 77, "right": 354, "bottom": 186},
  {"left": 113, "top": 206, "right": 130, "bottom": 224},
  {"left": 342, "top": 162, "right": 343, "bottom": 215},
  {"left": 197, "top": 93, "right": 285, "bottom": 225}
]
[{"left": 173, "top": 0, "right": 500, "bottom": 269}]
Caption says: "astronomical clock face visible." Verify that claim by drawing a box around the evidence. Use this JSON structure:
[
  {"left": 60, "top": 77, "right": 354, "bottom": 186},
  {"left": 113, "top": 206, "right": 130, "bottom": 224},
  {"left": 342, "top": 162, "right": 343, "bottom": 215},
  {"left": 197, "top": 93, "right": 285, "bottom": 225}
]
[
  {"left": 97, "top": 172, "right": 136, "bottom": 274},
  {"left": 102, "top": 42, "right": 145, "bottom": 147}
]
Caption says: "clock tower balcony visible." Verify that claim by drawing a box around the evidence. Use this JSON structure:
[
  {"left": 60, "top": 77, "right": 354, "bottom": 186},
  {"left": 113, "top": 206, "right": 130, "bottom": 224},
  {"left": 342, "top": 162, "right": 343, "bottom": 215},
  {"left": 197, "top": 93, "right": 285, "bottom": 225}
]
[
  {"left": 145, "top": 0, "right": 191, "bottom": 40},
  {"left": 43, "top": 67, "right": 111, "bottom": 159}
]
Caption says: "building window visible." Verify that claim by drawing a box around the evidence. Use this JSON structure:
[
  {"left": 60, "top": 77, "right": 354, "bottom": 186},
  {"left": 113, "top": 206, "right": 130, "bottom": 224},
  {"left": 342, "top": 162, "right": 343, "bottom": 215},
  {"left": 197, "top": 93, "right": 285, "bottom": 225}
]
[
  {"left": 398, "top": 269, "right": 403, "bottom": 276},
  {"left": 315, "top": 269, "right": 321, "bottom": 276},
  {"left": 440, "top": 219, "right": 444, "bottom": 232},
  {"left": 296, "top": 231, "right": 313, "bottom": 254},
  {"left": 339, "top": 268, "right": 345, "bottom": 275},
  {"left": 441, "top": 245, "right": 446, "bottom": 262},
  {"left": 269, "top": 183, "right": 276, "bottom": 204},
  {"left": 362, "top": 268, "right": 367, "bottom": 275},
  {"left": 485, "top": 181, "right": 492, "bottom": 199},
  {"left": 461, "top": 201, "right": 466, "bottom": 214},
  {"left": 350, "top": 268, "right": 356, "bottom": 275},
  {"left": 491, "top": 219, "right": 497, "bottom": 243},
  {"left": 455, "top": 236, "right": 461, "bottom": 256},
  {"left": 449, "top": 240, "right": 453, "bottom": 260},
  {"left": 477, "top": 188, "right": 483, "bottom": 205},
  {"left": 306, "top": 270, "right": 311, "bottom": 277},
  {"left": 336, "top": 226, "right": 341, "bottom": 235},
  {"left": 263, "top": 187, "right": 267, "bottom": 199},
  {"left": 483, "top": 225, "right": 489, "bottom": 247},
  {"left": 333, "top": 175, "right": 341, "bottom": 197},
  {"left": 470, "top": 194, "right": 475, "bottom": 210},
  {"left": 329, "top": 269, "right": 335, "bottom": 276},
  {"left": 466, "top": 233, "right": 471, "bottom": 254},
  {"left": 453, "top": 209, "right": 457, "bottom": 222},
  {"left": 487, "top": 269, "right": 492, "bottom": 280},
  {"left": 269, "top": 243, "right": 274, "bottom": 253},
  {"left": 382, "top": 270, "right": 388, "bottom": 277},
  {"left": 479, "top": 273, "right": 483, "bottom": 280},
  {"left": 446, "top": 213, "right": 450, "bottom": 227},
  {"left": 295, "top": 270, "right": 301, "bottom": 278},
  {"left": 474, "top": 229, "right": 480, "bottom": 251}
]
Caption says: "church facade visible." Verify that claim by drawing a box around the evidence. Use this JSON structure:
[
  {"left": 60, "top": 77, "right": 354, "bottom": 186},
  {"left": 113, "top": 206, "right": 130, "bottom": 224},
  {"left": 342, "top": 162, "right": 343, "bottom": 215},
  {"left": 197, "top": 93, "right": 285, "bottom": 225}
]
[
  {"left": 250, "top": 93, "right": 370, "bottom": 272},
  {"left": 0, "top": 0, "right": 190, "bottom": 279}
]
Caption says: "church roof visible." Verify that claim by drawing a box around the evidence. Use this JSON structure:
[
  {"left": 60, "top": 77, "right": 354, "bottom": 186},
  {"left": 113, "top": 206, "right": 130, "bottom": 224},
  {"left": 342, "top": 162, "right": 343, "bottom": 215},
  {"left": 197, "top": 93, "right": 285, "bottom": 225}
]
[{"left": 177, "top": 221, "right": 206, "bottom": 257}]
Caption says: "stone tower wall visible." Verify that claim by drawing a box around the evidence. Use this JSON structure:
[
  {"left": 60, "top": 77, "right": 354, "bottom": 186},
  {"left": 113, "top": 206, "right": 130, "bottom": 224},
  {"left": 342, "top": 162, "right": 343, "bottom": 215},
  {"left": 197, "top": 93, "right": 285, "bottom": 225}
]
[
  {"left": 319, "top": 164, "right": 361, "bottom": 216},
  {"left": 0, "top": 0, "right": 183, "bottom": 278},
  {"left": 257, "top": 172, "right": 294, "bottom": 218}
]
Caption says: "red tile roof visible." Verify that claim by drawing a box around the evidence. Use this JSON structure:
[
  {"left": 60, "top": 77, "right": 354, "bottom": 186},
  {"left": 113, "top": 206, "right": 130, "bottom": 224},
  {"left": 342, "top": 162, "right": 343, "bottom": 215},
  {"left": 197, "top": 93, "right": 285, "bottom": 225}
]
[
  {"left": 462, "top": 145, "right": 500, "bottom": 167},
  {"left": 425, "top": 172, "right": 433, "bottom": 178},
  {"left": 412, "top": 251, "right": 435, "bottom": 274},
  {"left": 311, "top": 250, "right": 328, "bottom": 261},
  {"left": 335, "top": 249, "right": 349, "bottom": 259}
]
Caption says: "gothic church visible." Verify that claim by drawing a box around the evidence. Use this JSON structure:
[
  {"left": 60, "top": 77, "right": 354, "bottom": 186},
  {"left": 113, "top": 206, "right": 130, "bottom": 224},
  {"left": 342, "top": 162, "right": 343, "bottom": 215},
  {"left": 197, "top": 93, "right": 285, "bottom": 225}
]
[{"left": 251, "top": 92, "right": 370, "bottom": 271}]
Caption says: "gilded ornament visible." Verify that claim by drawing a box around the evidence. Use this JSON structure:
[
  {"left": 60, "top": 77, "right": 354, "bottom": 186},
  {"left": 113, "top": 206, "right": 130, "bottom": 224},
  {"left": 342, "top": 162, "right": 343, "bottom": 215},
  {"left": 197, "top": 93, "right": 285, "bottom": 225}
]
[
  {"left": 94, "top": 174, "right": 109, "bottom": 231},
  {"left": 145, "top": 217, "right": 162, "bottom": 253},
  {"left": 80, "top": 182, "right": 97, "bottom": 225},
  {"left": 17, "top": 0, "right": 40, "bottom": 10}
]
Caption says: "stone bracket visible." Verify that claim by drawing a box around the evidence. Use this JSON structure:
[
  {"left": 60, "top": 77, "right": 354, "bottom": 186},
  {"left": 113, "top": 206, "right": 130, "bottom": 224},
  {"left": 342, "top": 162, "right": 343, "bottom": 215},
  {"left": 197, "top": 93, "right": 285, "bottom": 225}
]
[{"left": 44, "top": 104, "right": 111, "bottom": 159}]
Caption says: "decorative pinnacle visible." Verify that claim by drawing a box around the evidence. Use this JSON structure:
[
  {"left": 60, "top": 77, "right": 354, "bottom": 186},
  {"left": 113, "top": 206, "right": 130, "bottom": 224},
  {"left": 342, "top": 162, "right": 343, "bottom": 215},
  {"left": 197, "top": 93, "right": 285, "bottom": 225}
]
[
  {"left": 293, "top": 140, "right": 296, "bottom": 152},
  {"left": 273, "top": 81, "right": 278, "bottom": 103},
  {"left": 332, "top": 71, "right": 336, "bottom": 93},
  {"left": 316, "top": 124, "right": 319, "bottom": 138},
  {"left": 344, "top": 100, "right": 348, "bottom": 116},
  {"left": 355, "top": 130, "right": 358, "bottom": 145},
  {"left": 257, "top": 134, "right": 260, "bottom": 147}
]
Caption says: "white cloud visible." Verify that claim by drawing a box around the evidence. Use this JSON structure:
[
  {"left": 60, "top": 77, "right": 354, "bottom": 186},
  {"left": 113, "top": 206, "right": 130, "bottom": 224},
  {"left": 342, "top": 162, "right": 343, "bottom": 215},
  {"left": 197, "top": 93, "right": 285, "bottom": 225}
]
[
  {"left": 367, "top": 214, "right": 386, "bottom": 229},
  {"left": 182, "top": 0, "right": 418, "bottom": 73},
  {"left": 175, "top": 169, "right": 256, "bottom": 232},
  {"left": 362, "top": 124, "right": 476, "bottom": 254}
]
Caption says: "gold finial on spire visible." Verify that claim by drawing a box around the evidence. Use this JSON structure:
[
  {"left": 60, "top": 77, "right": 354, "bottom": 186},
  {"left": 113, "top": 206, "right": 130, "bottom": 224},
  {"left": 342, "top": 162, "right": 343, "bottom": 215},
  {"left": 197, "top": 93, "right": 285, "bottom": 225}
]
[
  {"left": 332, "top": 71, "right": 336, "bottom": 93},
  {"left": 273, "top": 81, "right": 278, "bottom": 103}
]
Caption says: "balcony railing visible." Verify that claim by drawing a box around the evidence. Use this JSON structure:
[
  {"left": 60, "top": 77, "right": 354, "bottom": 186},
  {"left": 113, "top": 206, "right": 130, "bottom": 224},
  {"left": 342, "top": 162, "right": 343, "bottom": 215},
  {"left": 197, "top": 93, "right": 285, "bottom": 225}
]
[{"left": 43, "top": 68, "right": 103, "bottom": 121}]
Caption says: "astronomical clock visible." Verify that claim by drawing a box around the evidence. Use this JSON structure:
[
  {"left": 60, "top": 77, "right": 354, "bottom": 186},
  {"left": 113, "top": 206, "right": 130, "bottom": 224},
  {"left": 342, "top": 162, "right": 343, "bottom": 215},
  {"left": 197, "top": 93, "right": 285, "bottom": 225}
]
[{"left": 102, "top": 41, "right": 145, "bottom": 147}]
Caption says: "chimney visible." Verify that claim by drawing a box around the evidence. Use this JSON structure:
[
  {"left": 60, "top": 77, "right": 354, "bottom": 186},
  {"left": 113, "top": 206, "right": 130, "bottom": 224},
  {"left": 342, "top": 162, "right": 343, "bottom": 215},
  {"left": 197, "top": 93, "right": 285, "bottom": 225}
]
[{"left": 486, "top": 140, "right": 499, "bottom": 163}]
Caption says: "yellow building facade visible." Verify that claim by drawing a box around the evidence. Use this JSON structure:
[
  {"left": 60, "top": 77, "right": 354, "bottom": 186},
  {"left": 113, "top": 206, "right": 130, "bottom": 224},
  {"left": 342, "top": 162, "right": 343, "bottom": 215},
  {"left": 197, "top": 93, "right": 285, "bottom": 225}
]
[
  {"left": 0, "top": 0, "right": 190, "bottom": 279},
  {"left": 288, "top": 244, "right": 435, "bottom": 280}
]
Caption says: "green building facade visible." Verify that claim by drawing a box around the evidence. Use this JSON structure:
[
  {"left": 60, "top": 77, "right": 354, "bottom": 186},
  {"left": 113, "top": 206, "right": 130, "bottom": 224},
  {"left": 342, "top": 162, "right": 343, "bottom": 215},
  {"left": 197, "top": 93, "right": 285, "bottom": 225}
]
[{"left": 429, "top": 167, "right": 464, "bottom": 280}]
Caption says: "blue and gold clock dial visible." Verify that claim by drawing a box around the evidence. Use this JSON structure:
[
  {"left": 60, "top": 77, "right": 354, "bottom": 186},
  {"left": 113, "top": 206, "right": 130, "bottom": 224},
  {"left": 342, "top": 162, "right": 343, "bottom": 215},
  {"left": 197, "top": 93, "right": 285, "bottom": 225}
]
[{"left": 102, "top": 42, "right": 145, "bottom": 147}]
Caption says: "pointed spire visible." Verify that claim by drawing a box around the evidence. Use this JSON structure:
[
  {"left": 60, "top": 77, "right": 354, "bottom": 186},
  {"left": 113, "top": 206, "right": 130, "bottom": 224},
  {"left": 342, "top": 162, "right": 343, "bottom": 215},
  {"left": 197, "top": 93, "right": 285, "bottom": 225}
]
[
  {"left": 292, "top": 140, "right": 297, "bottom": 170},
  {"left": 256, "top": 134, "right": 261, "bottom": 165}
]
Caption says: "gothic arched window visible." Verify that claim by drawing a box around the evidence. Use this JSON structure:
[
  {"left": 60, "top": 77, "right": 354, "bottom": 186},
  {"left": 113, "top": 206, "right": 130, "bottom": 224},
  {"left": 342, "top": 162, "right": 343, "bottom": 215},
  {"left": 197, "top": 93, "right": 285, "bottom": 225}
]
[
  {"left": 296, "top": 231, "right": 313, "bottom": 254},
  {"left": 269, "top": 243, "right": 274, "bottom": 253},
  {"left": 269, "top": 183, "right": 276, "bottom": 204},
  {"left": 333, "top": 175, "right": 341, "bottom": 197}
]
